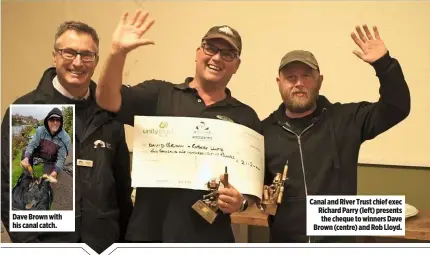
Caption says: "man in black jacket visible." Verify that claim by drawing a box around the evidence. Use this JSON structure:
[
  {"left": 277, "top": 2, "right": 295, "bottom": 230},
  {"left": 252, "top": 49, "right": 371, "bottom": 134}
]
[
  {"left": 1, "top": 21, "right": 132, "bottom": 253},
  {"left": 20, "top": 107, "right": 71, "bottom": 181},
  {"left": 263, "top": 25, "right": 410, "bottom": 243}
]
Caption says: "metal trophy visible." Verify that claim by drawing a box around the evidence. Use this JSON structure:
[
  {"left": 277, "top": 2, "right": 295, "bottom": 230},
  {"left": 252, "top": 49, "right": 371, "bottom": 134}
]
[
  {"left": 192, "top": 166, "right": 229, "bottom": 224},
  {"left": 260, "top": 161, "right": 289, "bottom": 215}
]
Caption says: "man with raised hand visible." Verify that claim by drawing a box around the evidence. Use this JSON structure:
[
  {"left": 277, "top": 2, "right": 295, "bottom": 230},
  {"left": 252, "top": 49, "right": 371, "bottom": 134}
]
[
  {"left": 96, "top": 9, "right": 261, "bottom": 242},
  {"left": 263, "top": 25, "right": 410, "bottom": 243}
]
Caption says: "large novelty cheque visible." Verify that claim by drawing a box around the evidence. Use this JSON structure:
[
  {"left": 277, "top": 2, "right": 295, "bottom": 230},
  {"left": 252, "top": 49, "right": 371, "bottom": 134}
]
[{"left": 131, "top": 116, "right": 264, "bottom": 200}]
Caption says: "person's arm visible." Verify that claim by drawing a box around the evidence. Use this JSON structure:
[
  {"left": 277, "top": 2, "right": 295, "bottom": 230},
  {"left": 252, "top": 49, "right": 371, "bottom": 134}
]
[
  {"left": 1, "top": 108, "right": 11, "bottom": 232},
  {"left": 355, "top": 53, "right": 410, "bottom": 140},
  {"left": 23, "top": 127, "right": 42, "bottom": 159},
  {"left": 112, "top": 124, "right": 132, "bottom": 241},
  {"left": 96, "top": 9, "right": 155, "bottom": 113},
  {"left": 349, "top": 25, "right": 410, "bottom": 141},
  {"left": 52, "top": 133, "right": 71, "bottom": 174},
  {"left": 96, "top": 50, "right": 127, "bottom": 113}
]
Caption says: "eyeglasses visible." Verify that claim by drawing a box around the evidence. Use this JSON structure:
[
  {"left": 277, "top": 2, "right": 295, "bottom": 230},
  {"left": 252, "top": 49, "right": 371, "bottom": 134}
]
[
  {"left": 201, "top": 43, "right": 239, "bottom": 62},
  {"left": 48, "top": 118, "right": 61, "bottom": 123},
  {"left": 55, "top": 48, "right": 97, "bottom": 63}
]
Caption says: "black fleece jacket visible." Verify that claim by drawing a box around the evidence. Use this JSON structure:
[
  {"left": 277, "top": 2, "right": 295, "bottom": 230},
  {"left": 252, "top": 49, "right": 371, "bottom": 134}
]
[{"left": 262, "top": 52, "right": 410, "bottom": 242}]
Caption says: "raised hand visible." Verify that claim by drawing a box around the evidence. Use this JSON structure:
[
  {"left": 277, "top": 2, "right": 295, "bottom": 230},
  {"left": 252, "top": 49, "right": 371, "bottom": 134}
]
[
  {"left": 111, "top": 9, "right": 155, "bottom": 55},
  {"left": 351, "top": 25, "right": 388, "bottom": 64}
]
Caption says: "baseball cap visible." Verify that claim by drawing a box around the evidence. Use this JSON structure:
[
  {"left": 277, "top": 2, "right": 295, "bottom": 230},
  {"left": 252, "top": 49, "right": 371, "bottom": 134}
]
[
  {"left": 48, "top": 114, "right": 61, "bottom": 119},
  {"left": 202, "top": 25, "right": 242, "bottom": 55},
  {"left": 279, "top": 50, "right": 320, "bottom": 72}
]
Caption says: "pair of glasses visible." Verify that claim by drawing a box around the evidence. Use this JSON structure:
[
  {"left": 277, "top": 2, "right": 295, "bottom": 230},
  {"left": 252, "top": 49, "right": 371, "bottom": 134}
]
[
  {"left": 55, "top": 48, "right": 97, "bottom": 63},
  {"left": 201, "top": 43, "right": 239, "bottom": 62},
  {"left": 48, "top": 118, "right": 61, "bottom": 123}
]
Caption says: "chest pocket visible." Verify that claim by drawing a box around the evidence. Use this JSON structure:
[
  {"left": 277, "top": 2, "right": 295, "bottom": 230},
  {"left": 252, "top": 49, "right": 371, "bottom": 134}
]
[{"left": 77, "top": 135, "right": 116, "bottom": 180}]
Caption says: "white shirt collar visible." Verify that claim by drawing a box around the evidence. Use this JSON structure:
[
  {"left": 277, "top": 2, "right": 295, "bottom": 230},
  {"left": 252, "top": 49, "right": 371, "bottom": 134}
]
[{"left": 52, "top": 75, "right": 89, "bottom": 100}]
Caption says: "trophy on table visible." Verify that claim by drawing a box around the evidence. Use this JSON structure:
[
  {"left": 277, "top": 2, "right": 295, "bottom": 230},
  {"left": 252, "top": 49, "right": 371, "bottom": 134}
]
[
  {"left": 192, "top": 166, "right": 229, "bottom": 224},
  {"left": 260, "top": 161, "right": 289, "bottom": 215}
]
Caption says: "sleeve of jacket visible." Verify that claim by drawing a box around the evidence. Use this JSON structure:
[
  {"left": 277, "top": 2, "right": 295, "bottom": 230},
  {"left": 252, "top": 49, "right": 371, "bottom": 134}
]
[
  {"left": 24, "top": 127, "right": 42, "bottom": 158},
  {"left": 53, "top": 133, "right": 71, "bottom": 172},
  {"left": 116, "top": 80, "right": 161, "bottom": 126},
  {"left": 113, "top": 123, "right": 132, "bottom": 241},
  {"left": 352, "top": 52, "right": 411, "bottom": 142},
  {"left": 1, "top": 108, "right": 11, "bottom": 232}
]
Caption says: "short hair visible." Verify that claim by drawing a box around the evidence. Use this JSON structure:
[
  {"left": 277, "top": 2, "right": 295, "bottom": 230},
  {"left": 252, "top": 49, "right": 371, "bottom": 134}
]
[{"left": 54, "top": 21, "right": 99, "bottom": 51}]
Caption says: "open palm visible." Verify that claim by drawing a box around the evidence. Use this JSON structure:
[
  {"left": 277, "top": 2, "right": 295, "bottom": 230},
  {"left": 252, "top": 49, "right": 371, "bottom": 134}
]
[
  {"left": 112, "top": 9, "right": 155, "bottom": 54},
  {"left": 351, "top": 25, "right": 387, "bottom": 64}
]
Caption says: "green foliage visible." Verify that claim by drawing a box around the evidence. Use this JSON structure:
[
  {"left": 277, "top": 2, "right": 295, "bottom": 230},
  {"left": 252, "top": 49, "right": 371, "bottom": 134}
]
[
  {"left": 23, "top": 126, "right": 32, "bottom": 135},
  {"left": 11, "top": 125, "right": 33, "bottom": 160},
  {"left": 12, "top": 136, "right": 28, "bottom": 160},
  {"left": 61, "top": 106, "right": 73, "bottom": 138},
  {"left": 12, "top": 114, "right": 39, "bottom": 126}
]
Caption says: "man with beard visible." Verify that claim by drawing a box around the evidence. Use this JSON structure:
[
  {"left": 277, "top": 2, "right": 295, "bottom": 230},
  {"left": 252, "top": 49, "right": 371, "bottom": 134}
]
[
  {"left": 262, "top": 24, "right": 410, "bottom": 243},
  {"left": 20, "top": 107, "right": 71, "bottom": 180},
  {"left": 96, "top": 9, "right": 260, "bottom": 242}
]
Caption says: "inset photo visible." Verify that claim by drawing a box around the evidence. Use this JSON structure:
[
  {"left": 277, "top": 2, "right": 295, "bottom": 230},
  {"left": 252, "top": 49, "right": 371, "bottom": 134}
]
[{"left": 10, "top": 104, "right": 74, "bottom": 212}]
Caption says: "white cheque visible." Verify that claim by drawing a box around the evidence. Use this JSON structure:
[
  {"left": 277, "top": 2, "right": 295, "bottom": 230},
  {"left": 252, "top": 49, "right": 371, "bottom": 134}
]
[{"left": 131, "top": 116, "right": 264, "bottom": 199}]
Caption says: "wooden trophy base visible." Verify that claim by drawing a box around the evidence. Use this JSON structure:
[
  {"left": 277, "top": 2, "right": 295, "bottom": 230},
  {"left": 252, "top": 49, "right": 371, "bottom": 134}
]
[{"left": 262, "top": 203, "right": 278, "bottom": 215}]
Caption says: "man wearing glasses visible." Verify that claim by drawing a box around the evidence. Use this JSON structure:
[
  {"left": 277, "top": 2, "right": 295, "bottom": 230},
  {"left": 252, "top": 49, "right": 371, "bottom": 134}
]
[
  {"left": 20, "top": 107, "right": 71, "bottom": 181},
  {"left": 95, "top": 9, "right": 261, "bottom": 242},
  {"left": 1, "top": 21, "right": 132, "bottom": 253}
]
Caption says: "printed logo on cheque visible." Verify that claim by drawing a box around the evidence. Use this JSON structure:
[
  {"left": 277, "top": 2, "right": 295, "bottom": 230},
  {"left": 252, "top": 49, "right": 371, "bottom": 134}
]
[
  {"left": 142, "top": 121, "right": 173, "bottom": 137},
  {"left": 193, "top": 121, "right": 212, "bottom": 140}
]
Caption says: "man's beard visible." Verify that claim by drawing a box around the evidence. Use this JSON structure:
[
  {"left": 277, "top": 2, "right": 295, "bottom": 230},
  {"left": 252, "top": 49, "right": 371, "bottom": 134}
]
[
  {"left": 50, "top": 126, "right": 59, "bottom": 134},
  {"left": 285, "top": 91, "right": 319, "bottom": 114}
]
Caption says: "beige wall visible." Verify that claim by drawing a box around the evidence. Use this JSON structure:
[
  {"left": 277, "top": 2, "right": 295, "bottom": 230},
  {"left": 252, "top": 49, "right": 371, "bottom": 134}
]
[
  {"left": 358, "top": 165, "right": 430, "bottom": 211},
  {"left": 2, "top": 1, "right": 430, "bottom": 167},
  {"left": 2, "top": 0, "right": 429, "bottom": 212}
]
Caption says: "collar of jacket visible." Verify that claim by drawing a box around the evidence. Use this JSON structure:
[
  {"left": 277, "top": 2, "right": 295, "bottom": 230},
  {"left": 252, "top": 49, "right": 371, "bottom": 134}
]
[
  {"left": 32, "top": 67, "right": 116, "bottom": 142},
  {"left": 271, "top": 95, "right": 341, "bottom": 169},
  {"left": 173, "top": 77, "right": 242, "bottom": 107},
  {"left": 33, "top": 67, "right": 100, "bottom": 103}
]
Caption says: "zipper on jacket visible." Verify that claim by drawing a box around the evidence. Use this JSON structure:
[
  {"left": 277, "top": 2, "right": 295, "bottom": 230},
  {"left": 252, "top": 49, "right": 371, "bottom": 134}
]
[
  {"left": 280, "top": 123, "right": 314, "bottom": 243},
  {"left": 277, "top": 108, "right": 327, "bottom": 243}
]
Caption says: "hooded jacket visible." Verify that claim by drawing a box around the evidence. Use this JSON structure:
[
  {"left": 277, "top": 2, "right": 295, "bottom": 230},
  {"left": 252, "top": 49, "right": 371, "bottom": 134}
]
[
  {"left": 1, "top": 67, "right": 132, "bottom": 254},
  {"left": 24, "top": 107, "right": 71, "bottom": 172},
  {"left": 262, "top": 53, "right": 410, "bottom": 242}
]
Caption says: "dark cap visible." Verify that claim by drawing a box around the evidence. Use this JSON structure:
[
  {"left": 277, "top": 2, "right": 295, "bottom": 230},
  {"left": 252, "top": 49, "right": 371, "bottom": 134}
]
[
  {"left": 279, "top": 50, "right": 319, "bottom": 72},
  {"left": 202, "top": 25, "right": 242, "bottom": 55}
]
